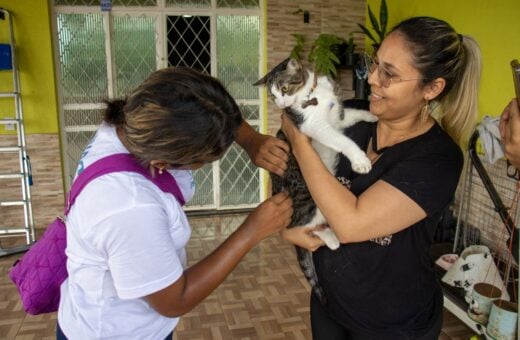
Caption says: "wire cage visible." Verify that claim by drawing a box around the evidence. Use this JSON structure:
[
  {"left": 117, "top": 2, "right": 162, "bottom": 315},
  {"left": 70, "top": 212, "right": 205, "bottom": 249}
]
[{"left": 453, "top": 130, "right": 520, "bottom": 300}]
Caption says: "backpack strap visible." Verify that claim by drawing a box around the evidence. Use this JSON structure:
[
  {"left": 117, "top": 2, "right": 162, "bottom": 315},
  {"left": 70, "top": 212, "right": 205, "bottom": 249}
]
[{"left": 65, "top": 153, "right": 185, "bottom": 214}]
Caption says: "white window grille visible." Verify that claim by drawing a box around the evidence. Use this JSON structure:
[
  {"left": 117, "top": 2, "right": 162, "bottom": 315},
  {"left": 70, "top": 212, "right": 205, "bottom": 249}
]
[{"left": 52, "top": 0, "right": 265, "bottom": 210}]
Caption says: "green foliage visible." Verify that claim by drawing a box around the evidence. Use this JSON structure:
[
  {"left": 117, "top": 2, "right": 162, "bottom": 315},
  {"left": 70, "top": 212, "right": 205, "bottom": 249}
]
[
  {"left": 308, "top": 33, "right": 343, "bottom": 77},
  {"left": 357, "top": 0, "right": 388, "bottom": 51},
  {"left": 288, "top": 32, "right": 358, "bottom": 77},
  {"left": 290, "top": 33, "right": 305, "bottom": 60},
  {"left": 345, "top": 33, "right": 356, "bottom": 54}
]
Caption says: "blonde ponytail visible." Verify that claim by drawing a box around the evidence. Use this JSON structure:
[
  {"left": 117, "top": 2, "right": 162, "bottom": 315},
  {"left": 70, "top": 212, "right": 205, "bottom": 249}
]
[{"left": 439, "top": 36, "right": 482, "bottom": 147}]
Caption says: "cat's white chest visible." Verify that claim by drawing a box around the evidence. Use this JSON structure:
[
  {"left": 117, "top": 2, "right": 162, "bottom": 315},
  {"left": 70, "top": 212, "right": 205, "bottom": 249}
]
[
  {"left": 312, "top": 140, "right": 339, "bottom": 172},
  {"left": 300, "top": 101, "right": 342, "bottom": 173}
]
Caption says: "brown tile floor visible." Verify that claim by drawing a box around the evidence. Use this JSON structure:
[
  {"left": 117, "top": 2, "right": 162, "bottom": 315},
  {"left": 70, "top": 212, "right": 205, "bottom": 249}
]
[{"left": 0, "top": 213, "right": 477, "bottom": 339}]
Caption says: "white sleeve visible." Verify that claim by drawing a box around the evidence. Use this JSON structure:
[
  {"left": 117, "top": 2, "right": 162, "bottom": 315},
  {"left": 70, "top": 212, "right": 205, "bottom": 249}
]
[{"left": 100, "top": 204, "right": 184, "bottom": 300}]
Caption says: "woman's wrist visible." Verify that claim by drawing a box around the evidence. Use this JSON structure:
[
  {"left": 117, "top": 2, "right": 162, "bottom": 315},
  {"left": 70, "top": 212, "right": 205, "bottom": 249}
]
[
  {"left": 235, "top": 121, "right": 255, "bottom": 153},
  {"left": 291, "top": 137, "right": 313, "bottom": 160},
  {"left": 235, "top": 220, "right": 262, "bottom": 248},
  {"left": 279, "top": 226, "right": 325, "bottom": 251},
  {"left": 279, "top": 228, "right": 290, "bottom": 242},
  {"left": 280, "top": 227, "right": 297, "bottom": 246}
]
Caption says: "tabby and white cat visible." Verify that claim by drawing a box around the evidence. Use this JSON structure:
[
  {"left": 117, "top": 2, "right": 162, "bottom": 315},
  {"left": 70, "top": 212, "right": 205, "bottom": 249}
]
[{"left": 254, "top": 58, "right": 376, "bottom": 303}]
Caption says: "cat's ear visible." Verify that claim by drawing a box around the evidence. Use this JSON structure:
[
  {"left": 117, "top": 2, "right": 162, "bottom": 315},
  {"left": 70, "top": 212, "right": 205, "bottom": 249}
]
[
  {"left": 286, "top": 58, "right": 302, "bottom": 75},
  {"left": 253, "top": 75, "right": 268, "bottom": 86},
  {"left": 253, "top": 58, "right": 292, "bottom": 86}
]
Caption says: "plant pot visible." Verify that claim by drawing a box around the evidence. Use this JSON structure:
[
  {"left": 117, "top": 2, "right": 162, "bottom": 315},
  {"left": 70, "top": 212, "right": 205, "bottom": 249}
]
[
  {"left": 332, "top": 43, "right": 358, "bottom": 68},
  {"left": 330, "top": 43, "right": 346, "bottom": 65},
  {"left": 343, "top": 52, "right": 359, "bottom": 68},
  {"left": 486, "top": 300, "right": 518, "bottom": 340},
  {"left": 467, "top": 282, "right": 502, "bottom": 325}
]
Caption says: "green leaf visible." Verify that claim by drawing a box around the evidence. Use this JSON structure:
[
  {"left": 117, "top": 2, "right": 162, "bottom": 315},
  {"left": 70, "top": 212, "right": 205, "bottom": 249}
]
[
  {"left": 357, "top": 23, "right": 377, "bottom": 44},
  {"left": 368, "top": 5, "right": 381, "bottom": 38},
  {"left": 292, "top": 33, "right": 305, "bottom": 44},
  {"left": 379, "top": 0, "right": 388, "bottom": 41},
  {"left": 307, "top": 33, "right": 343, "bottom": 77},
  {"left": 290, "top": 49, "right": 300, "bottom": 60},
  {"left": 345, "top": 35, "right": 355, "bottom": 53},
  {"left": 290, "top": 33, "right": 305, "bottom": 60},
  {"left": 329, "top": 51, "right": 340, "bottom": 64},
  {"left": 329, "top": 64, "right": 337, "bottom": 77},
  {"left": 314, "top": 34, "right": 342, "bottom": 49}
]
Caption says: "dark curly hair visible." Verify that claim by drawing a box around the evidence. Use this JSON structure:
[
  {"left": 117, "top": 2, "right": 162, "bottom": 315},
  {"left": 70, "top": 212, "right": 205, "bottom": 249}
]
[{"left": 104, "top": 67, "right": 243, "bottom": 166}]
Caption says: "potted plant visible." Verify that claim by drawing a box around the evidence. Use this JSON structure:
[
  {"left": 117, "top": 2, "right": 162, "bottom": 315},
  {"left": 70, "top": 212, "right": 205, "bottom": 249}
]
[
  {"left": 308, "top": 33, "right": 343, "bottom": 77},
  {"left": 338, "top": 33, "right": 358, "bottom": 67},
  {"left": 358, "top": 0, "right": 388, "bottom": 52},
  {"left": 288, "top": 32, "right": 358, "bottom": 77},
  {"left": 289, "top": 33, "right": 305, "bottom": 61}
]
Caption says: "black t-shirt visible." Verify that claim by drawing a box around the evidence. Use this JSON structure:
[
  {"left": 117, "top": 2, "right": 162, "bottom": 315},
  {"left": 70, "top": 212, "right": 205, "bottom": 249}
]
[{"left": 313, "top": 121, "right": 463, "bottom": 339}]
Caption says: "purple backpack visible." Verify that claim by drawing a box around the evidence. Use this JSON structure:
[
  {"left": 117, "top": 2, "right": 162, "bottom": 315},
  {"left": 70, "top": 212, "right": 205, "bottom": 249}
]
[{"left": 8, "top": 153, "right": 185, "bottom": 315}]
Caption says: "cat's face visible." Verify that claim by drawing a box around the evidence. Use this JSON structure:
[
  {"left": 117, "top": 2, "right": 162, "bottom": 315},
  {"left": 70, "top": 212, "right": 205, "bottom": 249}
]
[{"left": 254, "top": 58, "right": 307, "bottom": 109}]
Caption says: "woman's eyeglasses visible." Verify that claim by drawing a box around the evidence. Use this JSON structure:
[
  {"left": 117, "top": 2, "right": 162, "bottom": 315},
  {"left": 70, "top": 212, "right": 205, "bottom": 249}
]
[{"left": 362, "top": 53, "right": 429, "bottom": 88}]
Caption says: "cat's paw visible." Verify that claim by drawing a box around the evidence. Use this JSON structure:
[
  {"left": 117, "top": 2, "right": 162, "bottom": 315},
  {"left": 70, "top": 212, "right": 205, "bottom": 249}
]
[
  {"left": 351, "top": 154, "right": 372, "bottom": 174},
  {"left": 364, "top": 112, "right": 378, "bottom": 122},
  {"left": 325, "top": 237, "right": 340, "bottom": 250},
  {"left": 313, "top": 228, "right": 340, "bottom": 250}
]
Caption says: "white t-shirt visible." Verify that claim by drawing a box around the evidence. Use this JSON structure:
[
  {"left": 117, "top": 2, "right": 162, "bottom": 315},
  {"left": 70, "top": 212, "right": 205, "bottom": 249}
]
[{"left": 58, "top": 123, "right": 195, "bottom": 339}]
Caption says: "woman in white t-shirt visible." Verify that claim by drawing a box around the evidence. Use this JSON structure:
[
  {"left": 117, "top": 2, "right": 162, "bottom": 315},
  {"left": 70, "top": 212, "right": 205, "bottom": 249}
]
[{"left": 57, "top": 67, "right": 293, "bottom": 340}]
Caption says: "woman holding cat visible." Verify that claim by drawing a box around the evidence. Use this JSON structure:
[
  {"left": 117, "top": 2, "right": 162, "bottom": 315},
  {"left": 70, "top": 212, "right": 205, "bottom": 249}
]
[
  {"left": 56, "top": 67, "right": 293, "bottom": 339},
  {"left": 280, "top": 16, "right": 481, "bottom": 339}
]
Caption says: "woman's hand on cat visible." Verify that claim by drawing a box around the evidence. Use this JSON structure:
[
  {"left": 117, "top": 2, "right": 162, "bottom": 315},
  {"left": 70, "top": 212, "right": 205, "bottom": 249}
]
[
  {"left": 281, "top": 114, "right": 311, "bottom": 151},
  {"left": 248, "top": 134, "right": 290, "bottom": 176},
  {"left": 280, "top": 225, "right": 325, "bottom": 252},
  {"left": 235, "top": 121, "right": 289, "bottom": 176},
  {"left": 241, "top": 192, "right": 293, "bottom": 244}
]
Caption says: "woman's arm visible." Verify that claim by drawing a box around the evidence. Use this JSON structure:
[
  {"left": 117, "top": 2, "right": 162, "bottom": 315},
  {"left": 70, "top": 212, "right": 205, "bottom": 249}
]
[
  {"left": 235, "top": 120, "right": 289, "bottom": 176},
  {"left": 144, "top": 191, "right": 292, "bottom": 317},
  {"left": 280, "top": 114, "right": 425, "bottom": 244},
  {"left": 280, "top": 225, "right": 326, "bottom": 252},
  {"left": 500, "top": 98, "right": 520, "bottom": 169}
]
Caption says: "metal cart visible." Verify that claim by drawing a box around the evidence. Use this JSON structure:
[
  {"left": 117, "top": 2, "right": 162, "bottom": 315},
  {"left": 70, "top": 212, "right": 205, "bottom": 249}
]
[{"left": 442, "top": 129, "right": 519, "bottom": 335}]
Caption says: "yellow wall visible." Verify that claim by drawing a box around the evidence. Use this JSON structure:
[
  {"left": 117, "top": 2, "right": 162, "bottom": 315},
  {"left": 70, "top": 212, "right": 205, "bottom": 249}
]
[
  {"left": 367, "top": 0, "right": 520, "bottom": 119},
  {"left": 0, "top": 0, "right": 58, "bottom": 134},
  {"left": 1, "top": 0, "right": 517, "bottom": 135}
]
